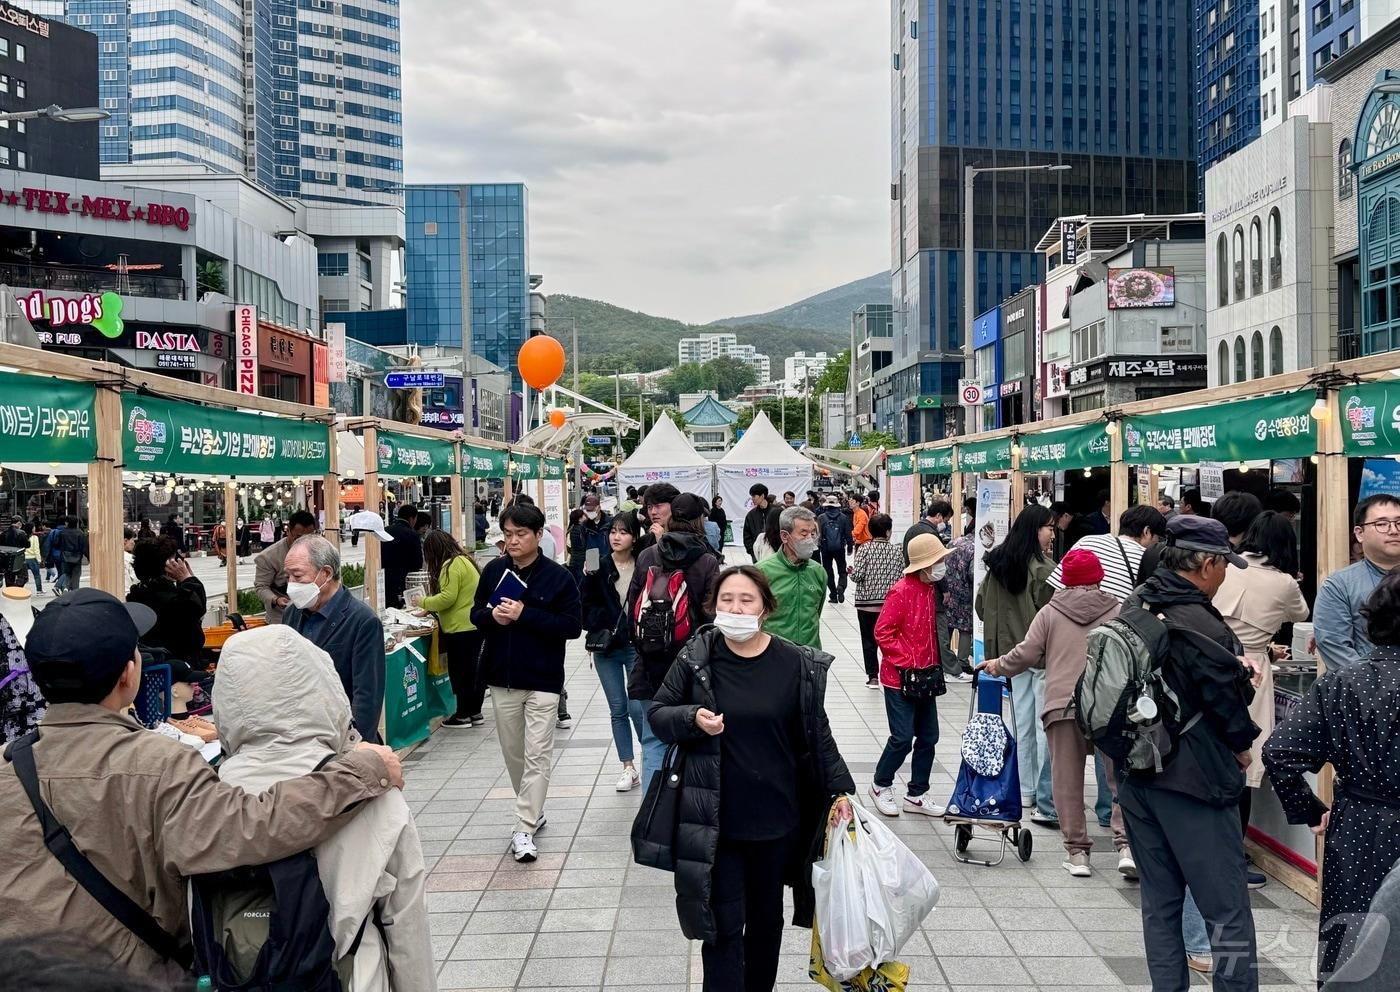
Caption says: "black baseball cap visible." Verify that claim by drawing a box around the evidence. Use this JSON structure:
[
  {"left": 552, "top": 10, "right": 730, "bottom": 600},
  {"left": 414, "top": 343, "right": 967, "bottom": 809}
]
[
  {"left": 26, "top": 589, "right": 157, "bottom": 702},
  {"left": 671, "top": 493, "right": 709, "bottom": 522},
  {"left": 1165, "top": 516, "right": 1247, "bottom": 568}
]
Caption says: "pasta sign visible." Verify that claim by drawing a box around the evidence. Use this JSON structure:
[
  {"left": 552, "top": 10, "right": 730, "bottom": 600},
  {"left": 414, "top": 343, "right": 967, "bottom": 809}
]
[{"left": 235, "top": 305, "right": 258, "bottom": 395}]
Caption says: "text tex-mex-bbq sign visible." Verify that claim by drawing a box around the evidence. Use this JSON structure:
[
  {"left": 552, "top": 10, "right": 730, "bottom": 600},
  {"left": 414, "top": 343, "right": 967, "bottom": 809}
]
[{"left": 0, "top": 185, "right": 191, "bottom": 232}]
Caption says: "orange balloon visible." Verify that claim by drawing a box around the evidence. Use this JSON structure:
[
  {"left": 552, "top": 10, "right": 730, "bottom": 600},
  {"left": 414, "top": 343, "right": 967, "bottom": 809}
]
[
  {"left": 518, "top": 335, "right": 567, "bottom": 390},
  {"left": 548, "top": 408, "right": 568, "bottom": 429}
]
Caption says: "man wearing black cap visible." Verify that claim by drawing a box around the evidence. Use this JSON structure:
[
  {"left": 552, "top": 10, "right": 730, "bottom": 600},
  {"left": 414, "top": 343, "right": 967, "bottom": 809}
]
[
  {"left": 1119, "top": 516, "right": 1261, "bottom": 991},
  {"left": 0, "top": 589, "right": 403, "bottom": 982}
]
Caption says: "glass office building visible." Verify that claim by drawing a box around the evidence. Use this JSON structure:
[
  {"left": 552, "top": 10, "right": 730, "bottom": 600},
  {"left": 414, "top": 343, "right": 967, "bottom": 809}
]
[
  {"left": 1195, "top": 0, "right": 1264, "bottom": 205},
  {"left": 17, "top": 0, "right": 402, "bottom": 206},
  {"left": 405, "top": 184, "right": 530, "bottom": 384},
  {"left": 888, "top": 0, "right": 1197, "bottom": 443}
]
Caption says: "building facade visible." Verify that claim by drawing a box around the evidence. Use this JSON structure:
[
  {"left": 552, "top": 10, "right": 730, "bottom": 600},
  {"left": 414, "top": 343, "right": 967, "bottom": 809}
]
[
  {"left": 889, "top": 0, "right": 1198, "bottom": 445},
  {"left": 854, "top": 303, "right": 894, "bottom": 434},
  {"left": 1260, "top": 0, "right": 1305, "bottom": 133},
  {"left": 783, "top": 350, "right": 829, "bottom": 395},
  {"left": 1205, "top": 114, "right": 1336, "bottom": 383},
  {"left": 18, "top": 0, "right": 402, "bottom": 206},
  {"left": 998, "top": 287, "right": 1036, "bottom": 427},
  {"left": 0, "top": 3, "right": 97, "bottom": 178},
  {"left": 971, "top": 306, "right": 1000, "bottom": 432},
  {"left": 1195, "top": 0, "right": 1264, "bottom": 202},
  {"left": 676, "top": 330, "right": 771, "bottom": 381}
]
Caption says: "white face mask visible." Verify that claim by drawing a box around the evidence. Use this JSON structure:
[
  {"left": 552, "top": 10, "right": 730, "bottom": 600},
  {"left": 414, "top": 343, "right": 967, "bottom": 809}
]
[
  {"left": 585, "top": 509, "right": 599, "bottom": 520},
  {"left": 926, "top": 562, "right": 948, "bottom": 582},
  {"left": 714, "top": 611, "right": 762, "bottom": 642},
  {"left": 286, "top": 572, "right": 326, "bottom": 609},
  {"left": 791, "top": 536, "right": 819, "bottom": 561}
]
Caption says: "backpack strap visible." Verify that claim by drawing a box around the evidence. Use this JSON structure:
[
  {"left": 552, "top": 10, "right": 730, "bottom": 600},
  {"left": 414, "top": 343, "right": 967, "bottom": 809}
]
[{"left": 4, "top": 731, "right": 193, "bottom": 971}]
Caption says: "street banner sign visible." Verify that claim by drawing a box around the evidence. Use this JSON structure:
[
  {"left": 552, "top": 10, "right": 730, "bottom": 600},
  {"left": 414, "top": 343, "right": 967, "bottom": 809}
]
[{"left": 386, "top": 371, "right": 445, "bottom": 389}]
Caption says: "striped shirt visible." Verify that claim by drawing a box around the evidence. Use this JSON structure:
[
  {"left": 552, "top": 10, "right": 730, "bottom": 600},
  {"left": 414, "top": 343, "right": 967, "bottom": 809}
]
[{"left": 1047, "top": 533, "right": 1145, "bottom": 604}]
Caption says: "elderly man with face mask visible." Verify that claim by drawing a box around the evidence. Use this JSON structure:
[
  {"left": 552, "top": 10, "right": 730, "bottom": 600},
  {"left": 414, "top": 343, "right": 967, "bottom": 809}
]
[{"left": 757, "top": 505, "right": 827, "bottom": 649}]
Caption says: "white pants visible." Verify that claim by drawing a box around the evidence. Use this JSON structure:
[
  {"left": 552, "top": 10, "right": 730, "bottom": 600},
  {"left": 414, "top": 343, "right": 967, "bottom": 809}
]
[{"left": 490, "top": 686, "right": 559, "bottom": 834}]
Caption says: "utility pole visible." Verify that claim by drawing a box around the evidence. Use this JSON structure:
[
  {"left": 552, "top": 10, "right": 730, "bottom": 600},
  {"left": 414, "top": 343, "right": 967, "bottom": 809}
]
[
  {"left": 570, "top": 317, "right": 580, "bottom": 502},
  {"left": 804, "top": 367, "right": 811, "bottom": 447}
]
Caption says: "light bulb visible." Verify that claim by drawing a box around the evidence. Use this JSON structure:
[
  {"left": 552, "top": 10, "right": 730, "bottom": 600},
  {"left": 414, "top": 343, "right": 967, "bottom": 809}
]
[
  {"left": 46, "top": 474, "right": 57, "bottom": 485},
  {"left": 1082, "top": 468, "right": 1092, "bottom": 478},
  {"left": 1310, "top": 397, "right": 1330, "bottom": 421},
  {"left": 292, "top": 476, "right": 301, "bottom": 485},
  {"left": 1151, "top": 464, "right": 1164, "bottom": 473},
  {"left": 48, "top": 461, "right": 58, "bottom": 468},
  {"left": 1310, "top": 454, "right": 1320, "bottom": 464},
  {"left": 1238, "top": 461, "right": 1250, "bottom": 472},
  {"left": 175, "top": 486, "right": 186, "bottom": 495},
  {"left": 1104, "top": 420, "right": 1119, "bottom": 436},
  {"left": 165, "top": 479, "right": 176, "bottom": 491}
]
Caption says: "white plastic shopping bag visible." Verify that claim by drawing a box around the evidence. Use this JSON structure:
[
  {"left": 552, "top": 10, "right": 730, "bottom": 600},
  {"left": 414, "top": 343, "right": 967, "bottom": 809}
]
[
  {"left": 811, "top": 808, "right": 875, "bottom": 981},
  {"left": 850, "top": 803, "right": 940, "bottom": 961}
]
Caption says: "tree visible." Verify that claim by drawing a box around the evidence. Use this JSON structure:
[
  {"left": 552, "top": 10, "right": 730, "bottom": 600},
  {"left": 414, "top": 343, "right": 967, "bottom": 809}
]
[
  {"left": 837, "top": 430, "right": 897, "bottom": 450},
  {"left": 812, "top": 349, "right": 850, "bottom": 396},
  {"left": 705, "top": 355, "right": 757, "bottom": 400},
  {"left": 735, "top": 396, "right": 821, "bottom": 449},
  {"left": 196, "top": 260, "right": 227, "bottom": 297}
]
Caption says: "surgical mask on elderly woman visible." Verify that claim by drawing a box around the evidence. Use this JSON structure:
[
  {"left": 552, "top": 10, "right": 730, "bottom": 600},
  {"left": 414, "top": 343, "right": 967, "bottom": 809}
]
[{"left": 923, "top": 562, "right": 947, "bottom": 583}]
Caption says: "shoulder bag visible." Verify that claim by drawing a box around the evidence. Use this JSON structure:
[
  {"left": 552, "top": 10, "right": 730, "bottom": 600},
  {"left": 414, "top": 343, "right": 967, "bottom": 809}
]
[{"left": 630, "top": 743, "right": 687, "bottom": 871}]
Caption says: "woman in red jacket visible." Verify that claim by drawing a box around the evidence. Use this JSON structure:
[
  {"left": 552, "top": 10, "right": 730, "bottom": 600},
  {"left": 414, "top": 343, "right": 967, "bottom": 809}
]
[{"left": 869, "top": 532, "right": 951, "bottom": 818}]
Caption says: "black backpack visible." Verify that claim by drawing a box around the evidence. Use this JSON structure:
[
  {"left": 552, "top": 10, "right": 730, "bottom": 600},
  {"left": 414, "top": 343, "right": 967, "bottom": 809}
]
[{"left": 819, "top": 511, "right": 844, "bottom": 553}]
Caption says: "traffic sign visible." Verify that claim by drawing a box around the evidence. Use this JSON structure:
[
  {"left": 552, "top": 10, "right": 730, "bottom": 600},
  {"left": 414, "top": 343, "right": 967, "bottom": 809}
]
[
  {"left": 848, "top": 433, "right": 861, "bottom": 447},
  {"left": 958, "top": 379, "right": 984, "bottom": 408},
  {"left": 586, "top": 435, "right": 613, "bottom": 445},
  {"left": 386, "top": 371, "right": 445, "bottom": 389}
]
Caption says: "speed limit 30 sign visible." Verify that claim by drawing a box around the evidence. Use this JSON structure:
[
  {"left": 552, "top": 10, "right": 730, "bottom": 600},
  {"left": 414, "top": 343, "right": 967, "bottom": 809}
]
[{"left": 958, "top": 379, "right": 984, "bottom": 407}]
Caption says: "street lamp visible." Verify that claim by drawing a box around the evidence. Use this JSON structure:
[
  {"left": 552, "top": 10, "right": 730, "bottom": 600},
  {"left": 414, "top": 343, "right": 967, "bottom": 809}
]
[
  {"left": 0, "top": 104, "right": 110, "bottom": 124},
  {"left": 962, "top": 162, "right": 1071, "bottom": 433}
]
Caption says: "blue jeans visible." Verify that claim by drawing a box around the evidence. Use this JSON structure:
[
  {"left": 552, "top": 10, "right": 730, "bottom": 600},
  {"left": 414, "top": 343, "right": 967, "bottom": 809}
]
[
  {"left": 1182, "top": 888, "right": 1210, "bottom": 956},
  {"left": 1094, "top": 752, "right": 1113, "bottom": 826},
  {"left": 1012, "top": 671, "right": 1053, "bottom": 813},
  {"left": 633, "top": 699, "right": 665, "bottom": 791},
  {"left": 874, "top": 686, "right": 939, "bottom": 797},
  {"left": 593, "top": 647, "right": 643, "bottom": 764},
  {"left": 24, "top": 559, "right": 41, "bottom": 593}
]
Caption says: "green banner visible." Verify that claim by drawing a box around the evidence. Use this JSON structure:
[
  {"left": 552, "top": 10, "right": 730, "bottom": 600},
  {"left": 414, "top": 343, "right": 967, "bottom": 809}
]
[
  {"left": 1124, "top": 391, "right": 1316, "bottom": 464},
  {"left": 1341, "top": 381, "right": 1400, "bottom": 456},
  {"left": 512, "top": 454, "right": 542, "bottom": 479},
  {"left": 544, "top": 457, "right": 566, "bottom": 481},
  {"left": 0, "top": 372, "right": 96, "bottom": 464},
  {"left": 886, "top": 452, "right": 915, "bottom": 476},
  {"left": 958, "top": 437, "right": 1013, "bottom": 473},
  {"left": 122, "top": 394, "right": 330, "bottom": 477},
  {"left": 383, "top": 636, "right": 432, "bottom": 749},
  {"left": 461, "top": 443, "right": 510, "bottom": 479},
  {"left": 1020, "top": 424, "right": 1112, "bottom": 473},
  {"left": 375, "top": 430, "right": 456, "bottom": 478},
  {"left": 915, "top": 449, "right": 954, "bottom": 474}
]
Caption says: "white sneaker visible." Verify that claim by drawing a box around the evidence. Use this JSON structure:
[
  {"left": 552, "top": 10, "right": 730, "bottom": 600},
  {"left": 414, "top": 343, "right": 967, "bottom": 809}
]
[
  {"left": 869, "top": 784, "right": 899, "bottom": 816},
  {"left": 510, "top": 831, "right": 537, "bottom": 863},
  {"left": 1118, "top": 846, "right": 1138, "bottom": 880},
  {"left": 1063, "top": 852, "right": 1092, "bottom": 877},
  {"left": 616, "top": 766, "right": 640, "bottom": 792},
  {"left": 556, "top": 715, "right": 572, "bottom": 730},
  {"left": 903, "top": 795, "right": 946, "bottom": 817},
  {"left": 951, "top": 671, "right": 974, "bottom": 683}
]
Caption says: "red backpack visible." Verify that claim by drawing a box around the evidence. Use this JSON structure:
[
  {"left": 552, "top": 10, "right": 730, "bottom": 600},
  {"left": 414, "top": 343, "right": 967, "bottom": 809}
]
[{"left": 633, "top": 567, "right": 691, "bottom": 658}]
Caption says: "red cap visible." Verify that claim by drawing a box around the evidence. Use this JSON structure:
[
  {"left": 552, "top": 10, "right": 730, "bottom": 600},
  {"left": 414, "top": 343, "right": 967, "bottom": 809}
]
[{"left": 1060, "top": 548, "right": 1105, "bottom": 587}]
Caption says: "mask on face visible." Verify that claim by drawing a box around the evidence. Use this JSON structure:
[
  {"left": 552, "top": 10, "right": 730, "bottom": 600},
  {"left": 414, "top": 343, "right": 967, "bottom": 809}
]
[
  {"left": 585, "top": 509, "right": 599, "bottom": 521},
  {"left": 714, "top": 611, "right": 762, "bottom": 642},
  {"left": 792, "top": 536, "right": 819, "bottom": 561},
  {"left": 961, "top": 512, "right": 970, "bottom": 530},
  {"left": 926, "top": 562, "right": 948, "bottom": 582},
  {"left": 286, "top": 573, "right": 326, "bottom": 609}
]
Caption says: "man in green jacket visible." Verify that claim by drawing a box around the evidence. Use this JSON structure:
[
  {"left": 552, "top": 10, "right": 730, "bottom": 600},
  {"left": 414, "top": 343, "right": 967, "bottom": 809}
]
[{"left": 758, "top": 505, "right": 827, "bottom": 648}]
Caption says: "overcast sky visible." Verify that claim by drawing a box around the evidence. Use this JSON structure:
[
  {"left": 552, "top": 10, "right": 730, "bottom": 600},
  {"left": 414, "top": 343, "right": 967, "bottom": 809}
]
[{"left": 402, "top": 0, "right": 889, "bottom": 324}]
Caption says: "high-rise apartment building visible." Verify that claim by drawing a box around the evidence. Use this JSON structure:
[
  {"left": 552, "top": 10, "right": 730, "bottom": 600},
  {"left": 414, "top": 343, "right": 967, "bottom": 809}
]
[
  {"left": 676, "top": 331, "right": 771, "bottom": 380},
  {"left": 17, "top": 0, "right": 401, "bottom": 206},
  {"left": 1306, "top": 0, "right": 1398, "bottom": 84},
  {"left": 1259, "top": 0, "right": 1304, "bottom": 134},
  {"left": 889, "top": 0, "right": 1197, "bottom": 444}
]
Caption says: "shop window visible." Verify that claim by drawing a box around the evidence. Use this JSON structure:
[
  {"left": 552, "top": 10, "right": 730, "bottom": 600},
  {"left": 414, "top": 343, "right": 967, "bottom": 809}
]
[
  {"left": 1269, "top": 208, "right": 1283, "bottom": 289},
  {"left": 1233, "top": 226, "right": 1246, "bottom": 301},
  {"left": 1340, "top": 139, "right": 1353, "bottom": 199},
  {"left": 1234, "top": 336, "right": 1246, "bottom": 383},
  {"left": 1250, "top": 218, "right": 1263, "bottom": 296},
  {"left": 1270, "top": 326, "right": 1284, "bottom": 375},
  {"left": 1217, "top": 342, "right": 1230, "bottom": 386},
  {"left": 1216, "top": 233, "right": 1229, "bottom": 306}
]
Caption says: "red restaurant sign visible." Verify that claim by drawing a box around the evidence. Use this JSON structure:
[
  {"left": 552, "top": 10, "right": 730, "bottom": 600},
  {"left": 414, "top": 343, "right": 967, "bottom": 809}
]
[
  {"left": 0, "top": 186, "right": 191, "bottom": 231},
  {"left": 235, "top": 305, "right": 258, "bottom": 395}
]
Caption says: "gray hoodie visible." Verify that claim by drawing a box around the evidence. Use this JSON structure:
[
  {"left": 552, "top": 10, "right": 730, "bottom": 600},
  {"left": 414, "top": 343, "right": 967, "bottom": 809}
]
[{"left": 216, "top": 626, "right": 436, "bottom": 992}]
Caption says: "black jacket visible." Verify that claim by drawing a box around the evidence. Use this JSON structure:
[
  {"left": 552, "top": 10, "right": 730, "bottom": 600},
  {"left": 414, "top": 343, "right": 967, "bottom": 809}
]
[
  {"left": 579, "top": 554, "right": 632, "bottom": 650},
  {"left": 470, "top": 553, "right": 582, "bottom": 694},
  {"left": 0, "top": 526, "right": 24, "bottom": 550},
  {"left": 647, "top": 629, "right": 855, "bottom": 943},
  {"left": 626, "top": 532, "right": 721, "bottom": 700},
  {"left": 380, "top": 518, "right": 423, "bottom": 607},
  {"left": 54, "top": 527, "right": 87, "bottom": 563},
  {"left": 1125, "top": 568, "right": 1260, "bottom": 807},
  {"left": 817, "top": 506, "right": 852, "bottom": 555},
  {"left": 284, "top": 585, "right": 386, "bottom": 744},
  {"left": 742, "top": 505, "right": 768, "bottom": 559},
  {"left": 127, "top": 576, "right": 208, "bottom": 667}
]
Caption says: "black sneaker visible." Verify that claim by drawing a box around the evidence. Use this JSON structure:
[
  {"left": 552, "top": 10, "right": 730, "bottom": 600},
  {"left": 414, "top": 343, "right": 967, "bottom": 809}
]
[
  {"left": 441, "top": 715, "right": 472, "bottom": 728},
  {"left": 1247, "top": 869, "right": 1268, "bottom": 889}
]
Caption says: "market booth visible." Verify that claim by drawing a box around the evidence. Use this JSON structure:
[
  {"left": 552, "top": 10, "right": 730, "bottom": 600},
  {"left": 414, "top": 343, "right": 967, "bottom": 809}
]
[
  {"left": 715, "top": 411, "right": 814, "bottom": 519},
  {"left": 616, "top": 414, "right": 714, "bottom": 498}
]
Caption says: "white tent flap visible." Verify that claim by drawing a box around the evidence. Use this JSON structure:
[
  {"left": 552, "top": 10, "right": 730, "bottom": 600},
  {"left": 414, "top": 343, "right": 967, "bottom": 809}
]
[
  {"left": 617, "top": 416, "right": 713, "bottom": 497},
  {"left": 715, "top": 412, "right": 814, "bottom": 524}
]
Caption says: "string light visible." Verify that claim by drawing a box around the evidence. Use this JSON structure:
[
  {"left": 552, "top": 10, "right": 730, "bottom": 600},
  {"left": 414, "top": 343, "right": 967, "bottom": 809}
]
[
  {"left": 1310, "top": 396, "right": 1330, "bottom": 421},
  {"left": 1151, "top": 464, "right": 1164, "bottom": 473},
  {"left": 1238, "top": 461, "right": 1250, "bottom": 472},
  {"left": 1082, "top": 468, "right": 1092, "bottom": 478},
  {"left": 46, "top": 474, "right": 57, "bottom": 486},
  {"left": 1104, "top": 420, "right": 1119, "bottom": 436},
  {"left": 1310, "top": 454, "right": 1320, "bottom": 464}
]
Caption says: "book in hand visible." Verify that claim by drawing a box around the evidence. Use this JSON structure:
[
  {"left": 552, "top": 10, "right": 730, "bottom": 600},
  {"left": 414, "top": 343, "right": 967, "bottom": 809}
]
[{"left": 488, "top": 569, "right": 529, "bottom": 608}]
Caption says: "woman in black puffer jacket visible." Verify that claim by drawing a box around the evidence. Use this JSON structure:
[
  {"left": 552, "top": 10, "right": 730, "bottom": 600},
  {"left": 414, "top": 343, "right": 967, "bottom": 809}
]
[{"left": 648, "top": 565, "right": 854, "bottom": 992}]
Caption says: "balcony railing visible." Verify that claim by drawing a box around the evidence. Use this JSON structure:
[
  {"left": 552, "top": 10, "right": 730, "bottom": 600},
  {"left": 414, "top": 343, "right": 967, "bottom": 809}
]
[
  {"left": 0, "top": 262, "right": 185, "bottom": 300},
  {"left": 1338, "top": 329, "right": 1361, "bottom": 361}
]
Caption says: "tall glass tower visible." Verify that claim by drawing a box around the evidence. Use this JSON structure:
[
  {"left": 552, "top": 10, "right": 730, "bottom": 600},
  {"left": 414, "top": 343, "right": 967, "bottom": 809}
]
[
  {"left": 889, "top": 0, "right": 1198, "bottom": 444},
  {"left": 17, "top": 0, "right": 402, "bottom": 206}
]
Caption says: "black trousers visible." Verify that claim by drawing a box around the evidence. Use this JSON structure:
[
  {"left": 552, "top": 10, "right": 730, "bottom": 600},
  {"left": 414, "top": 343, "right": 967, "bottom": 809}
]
[
  {"left": 1119, "top": 779, "right": 1259, "bottom": 992},
  {"left": 820, "top": 548, "right": 847, "bottom": 597},
  {"left": 441, "top": 629, "right": 485, "bottom": 719},
  {"left": 703, "top": 833, "right": 790, "bottom": 992},
  {"left": 856, "top": 609, "right": 881, "bottom": 679}
]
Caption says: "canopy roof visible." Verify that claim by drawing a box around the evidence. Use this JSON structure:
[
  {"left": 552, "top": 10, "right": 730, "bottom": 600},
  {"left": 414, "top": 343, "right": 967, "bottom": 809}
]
[
  {"left": 622, "top": 414, "right": 711, "bottom": 469},
  {"left": 717, "top": 411, "right": 812, "bottom": 467},
  {"left": 681, "top": 394, "right": 739, "bottom": 427}
]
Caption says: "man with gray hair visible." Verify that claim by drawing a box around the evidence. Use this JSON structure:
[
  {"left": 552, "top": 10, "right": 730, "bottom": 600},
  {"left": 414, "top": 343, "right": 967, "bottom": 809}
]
[
  {"left": 757, "top": 504, "right": 827, "bottom": 648},
  {"left": 282, "top": 535, "right": 386, "bottom": 743}
]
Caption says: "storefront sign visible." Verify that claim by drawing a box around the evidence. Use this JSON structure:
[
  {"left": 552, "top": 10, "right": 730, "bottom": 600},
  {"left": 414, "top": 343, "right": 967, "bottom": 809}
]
[
  {"left": 886, "top": 452, "right": 915, "bottom": 476},
  {"left": 312, "top": 344, "right": 329, "bottom": 408},
  {"left": 1123, "top": 391, "right": 1316, "bottom": 464},
  {"left": 1363, "top": 150, "right": 1400, "bottom": 181},
  {"left": 915, "top": 449, "right": 954, "bottom": 474},
  {"left": 122, "top": 393, "right": 329, "bottom": 476},
  {"left": 1340, "top": 380, "right": 1400, "bottom": 456},
  {"left": 461, "top": 443, "right": 510, "bottom": 479},
  {"left": 260, "top": 325, "right": 308, "bottom": 374},
  {"left": 958, "top": 437, "right": 1013, "bottom": 473},
  {"left": 999, "top": 381, "right": 1022, "bottom": 397},
  {"left": 1107, "top": 268, "right": 1176, "bottom": 309},
  {"left": 18, "top": 289, "right": 125, "bottom": 340},
  {"left": 234, "top": 305, "right": 257, "bottom": 395},
  {"left": 325, "top": 322, "right": 347, "bottom": 383},
  {"left": 1045, "top": 360, "right": 1070, "bottom": 399},
  {"left": 155, "top": 353, "right": 197, "bottom": 371},
  {"left": 543, "top": 458, "right": 566, "bottom": 481},
  {"left": 0, "top": 185, "right": 191, "bottom": 232},
  {"left": 1018, "top": 424, "right": 1111, "bottom": 474},
  {"left": 1209, "top": 176, "right": 1289, "bottom": 224},
  {"left": 1060, "top": 220, "right": 1081, "bottom": 266},
  {"left": 0, "top": 371, "right": 95, "bottom": 463},
  {"left": 375, "top": 430, "right": 456, "bottom": 478},
  {"left": 0, "top": 2, "right": 50, "bottom": 36},
  {"left": 1070, "top": 356, "right": 1207, "bottom": 388}
]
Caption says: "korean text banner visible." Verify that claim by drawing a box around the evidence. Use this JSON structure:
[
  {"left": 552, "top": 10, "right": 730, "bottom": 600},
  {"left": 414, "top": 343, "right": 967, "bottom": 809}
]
[
  {"left": 915, "top": 449, "right": 954, "bottom": 474},
  {"left": 886, "top": 452, "right": 915, "bottom": 476},
  {"left": 958, "top": 437, "right": 1013, "bottom": 473},
  {"left": 376, "top": 430, "right": 456, "bottom": 478},
  {"left": 512, "top": 455, "right": 542, "bottom": 479},
  {"left": 1019, "top": 424, "right": 1111, "bottom": 473},
  {"left": 1123, "top": 391, "right": 1315, "bottom": 464},
  {"left": 460, "top": 443, "right": 509, "bottom": 479},
  {"left": 0, "top": 372, "right": 96, "bottom": 464},
  {"left": 123, "top": 394, "right": 329, "bottom": 476},
  {"left": 1341, "top": 381, "right": 1400, "bottom": 457},
  {"left": 544, "top": 458, "right": 566, "bottom": 481}
]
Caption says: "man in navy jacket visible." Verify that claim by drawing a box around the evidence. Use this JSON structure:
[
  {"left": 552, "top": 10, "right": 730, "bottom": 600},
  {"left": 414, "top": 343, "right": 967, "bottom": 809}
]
[{"left": 471, "top": 502, "right": 582, "bottom": 863}]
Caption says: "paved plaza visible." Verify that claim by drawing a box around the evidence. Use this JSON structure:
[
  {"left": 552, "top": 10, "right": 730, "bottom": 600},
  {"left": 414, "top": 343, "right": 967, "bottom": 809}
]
[{"left": 405, "top": 588, "right": 1320, "bottom": 992}]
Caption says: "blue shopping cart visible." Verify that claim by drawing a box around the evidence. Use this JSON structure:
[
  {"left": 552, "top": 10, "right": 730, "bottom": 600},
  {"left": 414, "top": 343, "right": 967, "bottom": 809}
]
[{"left": 943, "top": 669, "right": 1032, "bottom": 866}]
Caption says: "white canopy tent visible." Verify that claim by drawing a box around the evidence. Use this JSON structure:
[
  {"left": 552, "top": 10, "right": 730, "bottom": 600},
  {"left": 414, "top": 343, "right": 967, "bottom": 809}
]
[
  {"left": 616, "top": 415, "right": 713, "bottom": 497},
  {"left": 715, "top": 412, "right": 814, "bottom": 525}
]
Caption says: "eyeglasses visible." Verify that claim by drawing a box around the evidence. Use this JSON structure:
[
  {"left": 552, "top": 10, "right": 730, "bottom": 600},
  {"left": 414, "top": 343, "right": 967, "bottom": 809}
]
[{"left": 1359, "top": 518, "right": 1400, "bottom": 534}]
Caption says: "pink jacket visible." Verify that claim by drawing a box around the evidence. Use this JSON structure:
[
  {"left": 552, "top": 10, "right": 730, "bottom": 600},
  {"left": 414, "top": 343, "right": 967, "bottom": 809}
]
[{"left": 874, "top": 575, "right": 938, "bottom": 690}]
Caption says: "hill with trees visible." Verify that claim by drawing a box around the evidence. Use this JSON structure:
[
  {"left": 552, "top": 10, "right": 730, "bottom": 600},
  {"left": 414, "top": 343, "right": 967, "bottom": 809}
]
[{"left": 707, "top": 272, "right": 890, "bottom": 333}]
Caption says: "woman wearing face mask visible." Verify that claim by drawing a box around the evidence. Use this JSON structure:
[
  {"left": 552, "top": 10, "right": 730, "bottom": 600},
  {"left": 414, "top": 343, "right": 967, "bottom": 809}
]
[
  {"left": 648, "top": 565, "right": 855, "bottom": 992},
  {"left": 413, "top": 530, "right": 483, "bottom": 729},
  {"left": 868, "top": 533, "right": 952, "bottom": 817}
]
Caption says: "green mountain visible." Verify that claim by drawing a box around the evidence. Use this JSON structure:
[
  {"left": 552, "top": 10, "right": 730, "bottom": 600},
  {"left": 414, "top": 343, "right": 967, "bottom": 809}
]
[
  {"left": 708, "top": 271, "right": 890, "bottom": 333},
  {"left": 544, "top": 295, "right": 848, "bottom": 375}
]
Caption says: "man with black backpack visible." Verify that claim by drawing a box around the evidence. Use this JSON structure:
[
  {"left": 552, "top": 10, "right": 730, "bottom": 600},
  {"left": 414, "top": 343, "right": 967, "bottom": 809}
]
[
  {"left": 1105, "top": 516, "right": 1262, "bottom": 991},
  {"left": 816, "top": 495, "right": 853, "bottom": 604}
]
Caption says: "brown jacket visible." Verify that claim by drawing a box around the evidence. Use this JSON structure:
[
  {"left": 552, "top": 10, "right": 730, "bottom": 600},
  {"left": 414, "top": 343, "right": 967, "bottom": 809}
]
[
  {"left": 993, "top": 584, "right": 1120, "bottom": 727},
  {"left": 0, "top": 703, "right": 394, "bottom": 982}
]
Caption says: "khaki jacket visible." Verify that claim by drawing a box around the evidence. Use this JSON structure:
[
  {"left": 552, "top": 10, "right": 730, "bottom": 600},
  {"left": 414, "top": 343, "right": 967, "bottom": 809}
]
[
  {"left": 0, "top": 703, "right": 393, "bottom": 983},
  {"left": 254, "top": 537, "right": 293, "bottom": 623}
]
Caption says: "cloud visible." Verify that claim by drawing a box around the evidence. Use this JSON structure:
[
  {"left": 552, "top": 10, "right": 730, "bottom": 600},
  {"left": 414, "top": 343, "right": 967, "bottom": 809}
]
[{"left": 403, "top": 0, "right": 889, "bottom": 322}]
